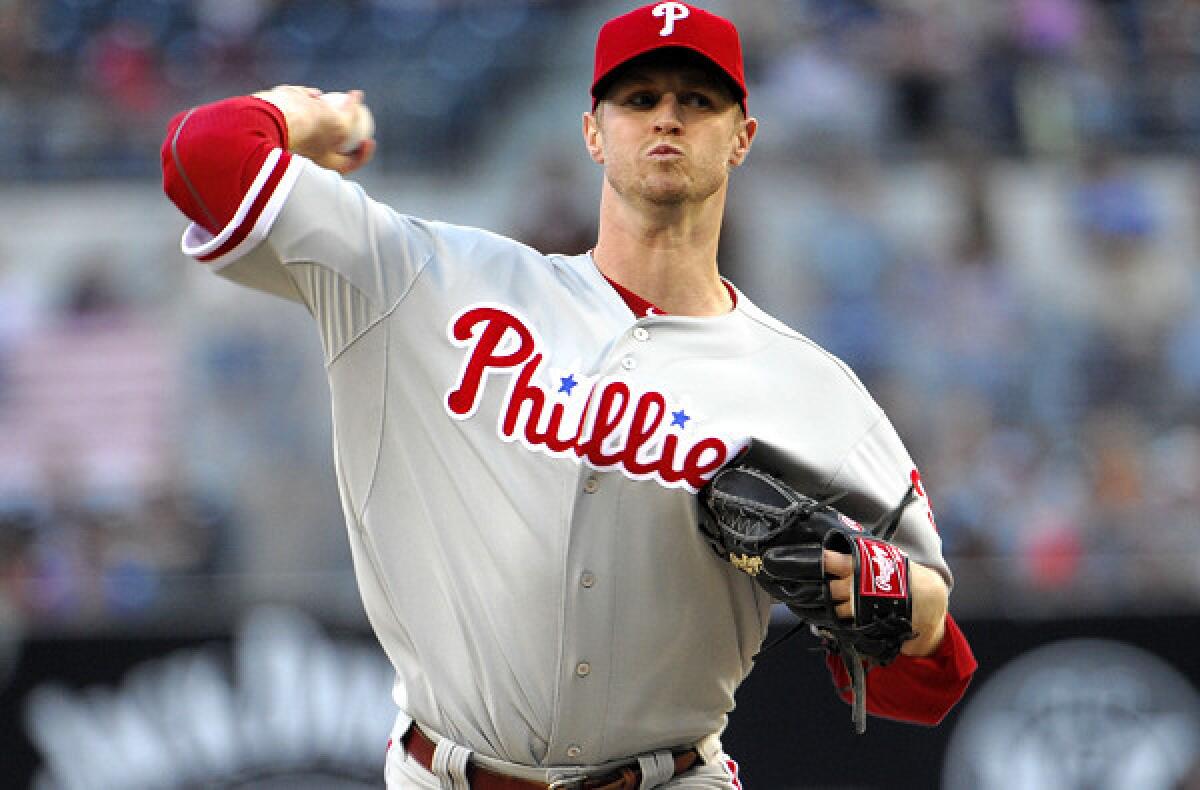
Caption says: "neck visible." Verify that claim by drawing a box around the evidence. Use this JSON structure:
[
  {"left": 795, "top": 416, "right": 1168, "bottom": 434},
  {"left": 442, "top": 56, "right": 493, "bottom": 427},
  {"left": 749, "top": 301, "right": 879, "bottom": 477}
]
[{"left": 591, "top": 180, "right": 733, "bottom": 317}]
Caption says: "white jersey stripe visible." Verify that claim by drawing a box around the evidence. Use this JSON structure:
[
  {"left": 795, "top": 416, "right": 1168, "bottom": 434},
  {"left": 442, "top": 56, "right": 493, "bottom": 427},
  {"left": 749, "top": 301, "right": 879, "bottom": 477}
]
[{"left": 181, "top": 148, "right": 303, "bottom": 267}]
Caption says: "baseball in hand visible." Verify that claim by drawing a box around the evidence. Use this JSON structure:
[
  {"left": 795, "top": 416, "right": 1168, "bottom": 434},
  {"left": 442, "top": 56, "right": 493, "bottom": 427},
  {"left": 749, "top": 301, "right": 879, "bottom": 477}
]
[{"left": 320, "top": 91, "right": 375, "bottom": 154}]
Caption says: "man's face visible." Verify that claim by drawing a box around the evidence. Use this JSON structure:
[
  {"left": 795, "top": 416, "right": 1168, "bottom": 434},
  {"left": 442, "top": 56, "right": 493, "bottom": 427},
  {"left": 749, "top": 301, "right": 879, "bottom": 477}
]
[{"left": 584, "top": 56, "right": 755, "bottom": 208}]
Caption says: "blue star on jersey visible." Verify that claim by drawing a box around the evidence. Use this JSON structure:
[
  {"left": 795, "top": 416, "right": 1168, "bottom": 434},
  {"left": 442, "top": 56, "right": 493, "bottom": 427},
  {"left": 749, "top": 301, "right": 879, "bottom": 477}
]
[
  {"left": 671, "top": 409, "right": 690, "bottom": 429},
  {"left": 559, "top": 374, "right": 578, "bottom": 395}
]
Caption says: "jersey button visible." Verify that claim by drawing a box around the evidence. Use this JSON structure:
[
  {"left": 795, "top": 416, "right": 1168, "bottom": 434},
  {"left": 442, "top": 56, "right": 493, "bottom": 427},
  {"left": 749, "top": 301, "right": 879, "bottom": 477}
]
[
  {"left": 566, "top": 745, "right": 582, "bottom": 759},
  {"left": 632, "top": 327, "right": 650, "bottom": 342},
  {"left": 576, "top": 661, "right": 591, "bottom": 677},
  {"left": 583, "top": 477, "right": 598, "bottom": 494},
  {"left": 621, "top": 356, "right": 636, "bottom": 371},
  {"left": 581, "top": 571, "right": 595, "bottom": 588}
]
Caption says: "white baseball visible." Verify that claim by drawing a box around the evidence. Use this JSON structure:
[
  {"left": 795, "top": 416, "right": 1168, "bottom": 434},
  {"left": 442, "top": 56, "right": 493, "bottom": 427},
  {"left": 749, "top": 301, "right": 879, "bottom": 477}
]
[{"left": 320, "top": 91, "right": 375, "bottom": 154}]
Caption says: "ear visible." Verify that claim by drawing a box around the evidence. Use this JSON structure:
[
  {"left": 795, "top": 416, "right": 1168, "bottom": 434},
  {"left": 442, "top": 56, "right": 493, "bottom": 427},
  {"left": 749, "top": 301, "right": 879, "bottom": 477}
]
[
  {"left": 583, "top": 111, "right": 605, "bottom": 165},
  {"left": 728, "top": 116, "right": 758, "bottom": 168}
]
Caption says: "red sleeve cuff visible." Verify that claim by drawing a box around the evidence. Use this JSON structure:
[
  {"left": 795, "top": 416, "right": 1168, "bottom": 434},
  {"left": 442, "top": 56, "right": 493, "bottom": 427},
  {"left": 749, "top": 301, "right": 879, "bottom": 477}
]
[
  {"left": 161, "top": 96, "right": 289, "bottom": 236},
  {"left": 825, "top": 614, "right": 977, "bottom": 725}
]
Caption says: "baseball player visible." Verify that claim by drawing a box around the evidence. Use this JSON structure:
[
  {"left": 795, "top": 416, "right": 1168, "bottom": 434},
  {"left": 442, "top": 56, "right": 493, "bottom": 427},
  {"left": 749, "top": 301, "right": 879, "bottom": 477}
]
[{"left": 161, "top": 3, "right": 977, "bottom": 788}]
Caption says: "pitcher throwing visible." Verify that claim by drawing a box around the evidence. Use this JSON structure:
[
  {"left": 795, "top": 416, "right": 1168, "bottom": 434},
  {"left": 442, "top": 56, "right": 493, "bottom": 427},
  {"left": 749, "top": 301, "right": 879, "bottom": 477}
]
[{"left": 162, "top": 3, "right": 977, "bottom": 787}]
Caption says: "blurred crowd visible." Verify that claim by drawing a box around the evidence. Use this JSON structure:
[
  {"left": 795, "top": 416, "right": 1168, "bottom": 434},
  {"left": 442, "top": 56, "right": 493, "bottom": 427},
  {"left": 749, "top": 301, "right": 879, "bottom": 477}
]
[
  {"left": 739, "top": 0, "right": 1200, "bottom": 158},
  {"left": 3, "top": 0, "right": 1200, "bottom": 176},
  {"left": 1, "top": 0, "right": 1199, "bottom": 628},
  {"left": 0, "top": 0, "right": 581, "bottom": 177},
  {"left": 0, "top": 260, "right": 240, "bottom": 629}
]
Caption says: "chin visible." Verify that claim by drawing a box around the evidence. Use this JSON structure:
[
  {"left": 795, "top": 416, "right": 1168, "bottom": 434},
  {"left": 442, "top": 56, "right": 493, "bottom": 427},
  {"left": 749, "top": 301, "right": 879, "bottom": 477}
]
[
  {"left": 643, "top": 190, "right": 689, "bottom": 207},
  {"left": 639, "top": 178, "right": 690, "bottom": 205}
]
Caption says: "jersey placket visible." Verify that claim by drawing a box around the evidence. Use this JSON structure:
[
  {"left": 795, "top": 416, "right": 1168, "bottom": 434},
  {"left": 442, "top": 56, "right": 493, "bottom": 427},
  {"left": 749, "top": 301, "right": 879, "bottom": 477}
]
[
  {"left": 547, "top": 325, "right": 652, "bottom": 764},
  {"left": 551, "top": 465, "right": 619, "bottom": 764}
]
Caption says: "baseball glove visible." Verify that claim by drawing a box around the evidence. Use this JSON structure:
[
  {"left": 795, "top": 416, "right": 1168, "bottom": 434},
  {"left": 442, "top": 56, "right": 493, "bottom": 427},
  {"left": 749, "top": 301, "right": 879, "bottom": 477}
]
[{"left": 699, "top": 463, "right": 919, "bottom": 733}]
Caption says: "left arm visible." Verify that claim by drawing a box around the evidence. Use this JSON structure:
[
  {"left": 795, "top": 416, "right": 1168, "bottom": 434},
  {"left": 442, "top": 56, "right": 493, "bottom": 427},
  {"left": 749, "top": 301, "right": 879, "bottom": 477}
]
[{"left": 818, "top": 409, "right": 977, "bottom": 724}]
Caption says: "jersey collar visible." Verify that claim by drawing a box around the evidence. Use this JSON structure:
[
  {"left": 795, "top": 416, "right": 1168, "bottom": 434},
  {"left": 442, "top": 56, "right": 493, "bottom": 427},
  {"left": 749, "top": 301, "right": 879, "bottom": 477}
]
[{"left": 600, "top": 274, "right": 739, "bottom": 318}]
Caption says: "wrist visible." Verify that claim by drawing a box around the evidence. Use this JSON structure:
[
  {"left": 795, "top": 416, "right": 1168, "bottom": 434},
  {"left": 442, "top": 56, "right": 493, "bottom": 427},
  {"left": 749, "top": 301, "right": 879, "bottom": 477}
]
[
  {"left": 900, "top": 560, "right": 949, "bottom": 657},
  {"left": 251, "top": 86, "right": 332, "bottom": 160},
  {"left": 252, "top": 90, "right": 309, "bottom": 151},
  {"left": 901, "top": 613, "right": 947, "bottom": 657}
]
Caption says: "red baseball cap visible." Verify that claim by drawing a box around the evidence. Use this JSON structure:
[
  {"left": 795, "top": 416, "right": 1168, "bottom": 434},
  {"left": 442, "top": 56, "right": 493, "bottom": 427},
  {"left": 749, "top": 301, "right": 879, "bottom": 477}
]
[{"left": 591, "top": 2, "right": 747, "bottom": 112}]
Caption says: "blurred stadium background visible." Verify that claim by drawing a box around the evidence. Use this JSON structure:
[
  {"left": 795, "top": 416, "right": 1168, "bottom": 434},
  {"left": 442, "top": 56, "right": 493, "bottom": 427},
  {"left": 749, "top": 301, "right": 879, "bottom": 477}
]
[{"left": 1, "top": 0, "right": 1200, "bottom": 787}]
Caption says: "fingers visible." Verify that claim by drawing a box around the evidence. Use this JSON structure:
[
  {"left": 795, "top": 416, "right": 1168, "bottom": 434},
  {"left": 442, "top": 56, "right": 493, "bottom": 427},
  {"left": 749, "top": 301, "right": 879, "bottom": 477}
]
[
  {"left": 760, "top": 547, "right": 857, "bottom": 620},
  {"left": 824, "top": 549, "right": 854, "bottom": 621},
  {"left": 352, "top": 137, "right": 377, "bottom": 166},
  {"left": 333, "top": 138, "right": 376, "bottom": 174},
  {"left": 256, "top": 85, "right": 324, "bottom": 106},
  {"left": 829, "top": 578, "right": 853, "bottom": 620},
  {"left": 823, "top": 549, "right": 852, "bottom": 578},
  {"left": 281, "top": 85, "right": 323, "bottom": 98},
  {"left": 255, "top": 86, "right": 375, "bottom": 172},
  {"left": 266, "top": 85, "right": 322, "bottom": 97}
]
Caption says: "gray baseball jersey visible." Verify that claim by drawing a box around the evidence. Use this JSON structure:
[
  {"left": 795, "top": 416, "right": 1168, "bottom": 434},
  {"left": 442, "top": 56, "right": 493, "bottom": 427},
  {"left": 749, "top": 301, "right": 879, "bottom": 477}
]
[{"left": 180, "top": 152, "right": 949, "bottom": 769}]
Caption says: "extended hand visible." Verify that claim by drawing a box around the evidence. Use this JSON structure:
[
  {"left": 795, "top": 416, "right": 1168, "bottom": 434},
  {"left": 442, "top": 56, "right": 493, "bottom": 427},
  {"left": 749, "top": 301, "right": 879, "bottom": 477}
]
[{"left": 253, "top": 85, "right": 376, "bottom": 174}]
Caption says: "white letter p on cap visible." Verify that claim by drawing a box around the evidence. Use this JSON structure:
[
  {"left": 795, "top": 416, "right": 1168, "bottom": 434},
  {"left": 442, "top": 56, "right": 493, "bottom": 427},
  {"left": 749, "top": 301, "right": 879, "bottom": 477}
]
[{"left": 652, "top": 2, "right": 689, "bottom": 37}]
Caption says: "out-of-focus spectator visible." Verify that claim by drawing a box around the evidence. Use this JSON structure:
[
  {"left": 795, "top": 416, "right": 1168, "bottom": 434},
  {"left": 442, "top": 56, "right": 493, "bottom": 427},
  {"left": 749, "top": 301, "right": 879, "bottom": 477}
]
[
  {"left": 876, "top": 1, "right": 971, "bottom": 149},
  {"left": 0, "top": 0, "right": 33, "bottom": 87},
  {"left": 0, "top": 506, "right": 38, "bottom": 627}
]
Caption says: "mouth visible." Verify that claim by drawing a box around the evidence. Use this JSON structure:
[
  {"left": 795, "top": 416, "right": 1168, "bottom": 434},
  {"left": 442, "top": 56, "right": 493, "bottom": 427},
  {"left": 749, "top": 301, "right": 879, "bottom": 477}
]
[{"left": 647, "top": 143, "right": 683, "bottom": 158}]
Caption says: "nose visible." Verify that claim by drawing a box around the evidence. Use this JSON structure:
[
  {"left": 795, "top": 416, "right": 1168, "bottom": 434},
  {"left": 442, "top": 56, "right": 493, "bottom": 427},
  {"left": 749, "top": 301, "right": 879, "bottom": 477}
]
[{"left": 653, "top": 94, "right": 684, "bottom": 135}]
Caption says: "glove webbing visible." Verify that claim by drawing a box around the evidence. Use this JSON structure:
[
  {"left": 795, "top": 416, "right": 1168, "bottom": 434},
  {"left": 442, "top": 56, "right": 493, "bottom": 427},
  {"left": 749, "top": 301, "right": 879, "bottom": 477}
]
[{"left": 754, "top": 484, "right": 918, "bottom": 665}]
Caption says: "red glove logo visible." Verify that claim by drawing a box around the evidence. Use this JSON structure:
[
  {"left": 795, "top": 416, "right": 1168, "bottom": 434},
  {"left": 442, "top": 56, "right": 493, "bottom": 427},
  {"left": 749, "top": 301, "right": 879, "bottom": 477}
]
[{"left": 855, "top": 537, "right": 909, "bottom": 599}]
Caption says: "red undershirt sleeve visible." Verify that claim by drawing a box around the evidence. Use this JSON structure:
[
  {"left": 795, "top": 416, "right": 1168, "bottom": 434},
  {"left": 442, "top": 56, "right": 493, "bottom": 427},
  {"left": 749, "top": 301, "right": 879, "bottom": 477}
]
[
  {"left": 161, "top": 96, "right": 289, "bottom": 237},
  {"left": 824, "top": 613, "right": 978, "bottom": 725}
]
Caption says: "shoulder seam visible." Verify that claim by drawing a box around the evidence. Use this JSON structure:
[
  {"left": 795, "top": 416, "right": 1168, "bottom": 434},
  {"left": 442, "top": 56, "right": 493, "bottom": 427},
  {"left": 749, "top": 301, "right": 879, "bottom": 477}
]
[
  {"left": 357, "top": 317, "right": 391, "bottom": 526},
  {"left": 286, "top": 250, "right": 435, "bottom": 366},
  {"left": 821, "top": 412, "right": 887, "bottom": 495},
  {"left": 736, "top": 306, "right": 872, "bottom": 398}
]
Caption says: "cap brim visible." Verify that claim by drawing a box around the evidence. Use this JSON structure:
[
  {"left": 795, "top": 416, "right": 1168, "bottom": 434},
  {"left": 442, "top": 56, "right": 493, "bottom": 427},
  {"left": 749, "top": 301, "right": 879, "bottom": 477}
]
[{"left": 591, "top": 45, "right": 746, "bottom": 107}]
